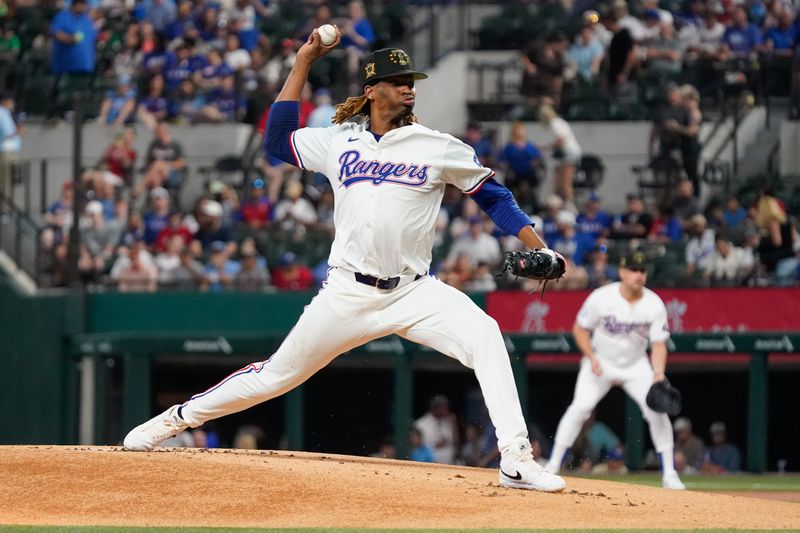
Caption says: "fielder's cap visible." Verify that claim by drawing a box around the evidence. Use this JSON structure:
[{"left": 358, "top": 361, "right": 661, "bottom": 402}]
[
  {"left": 673, "top": 417, "right": 692, "bottom": 432},
  {"left": 150, "top": 186, "right": 169, "bottom": 199},
  {"left": 620, "top": 250, "right": 648, "bottom": 270},
  {"left": 710, "top": 421, "right": 726, "bottom": 434},
  {"left": 361, "top": 48, "right": 428, "bottom": 87},
  {"left": 85, "top": 200, "right": 103, "bottom": 215},
  {"left": 209, "top": 240, "right": 227, "bottom": 253}
]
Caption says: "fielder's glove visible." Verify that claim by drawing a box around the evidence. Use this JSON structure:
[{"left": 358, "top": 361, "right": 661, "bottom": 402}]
[
  {"left": 501, "top": 249, "right": 566, "bottom": 296},
  {"left": 646, "top": 378, "right": 682, "bottom": 416}
]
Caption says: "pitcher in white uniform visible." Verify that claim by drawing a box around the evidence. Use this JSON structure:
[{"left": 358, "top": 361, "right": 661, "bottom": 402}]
[
  {"left": 124, "top": 27, "right": 566, "bottom": 492},
  {"left": 545, "top": 250, "right": 685, "bottom": 489}
]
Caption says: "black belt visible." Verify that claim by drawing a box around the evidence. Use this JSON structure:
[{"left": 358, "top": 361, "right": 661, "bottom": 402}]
[{"left": 354, "top": 272, "right": 424, "bottom": 290}]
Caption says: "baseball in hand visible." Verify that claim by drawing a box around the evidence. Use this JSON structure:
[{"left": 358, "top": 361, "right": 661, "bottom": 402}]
[{"left": 317, "top": 24, "right": 336, "bottom": 46}]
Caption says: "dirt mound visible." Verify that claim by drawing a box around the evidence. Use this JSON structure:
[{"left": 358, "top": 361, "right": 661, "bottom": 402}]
[{"left": 0, "top": 446, "right": 797, "bottom": 530}]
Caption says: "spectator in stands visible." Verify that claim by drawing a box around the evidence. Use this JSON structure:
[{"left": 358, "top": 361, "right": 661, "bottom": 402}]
[
  {"left": 271, "top": 251, "right": 313, "bottom": 291},
  {"left": 234, "top": 246, "right": 271, "bottom": 291},
  {"left": 224, "top": 34, "right": 251, "bottom": 72},
  {"left": 672, "top": 179, "right": 701, "bottom": 227},
  {"left": 143, "top": 187, "right": 172, "bottom": 245},
  {"left": 577, "top": 191, "right": 612, "bottom": 246},
  {"left": 754, "top": 191, "right": 798, "bottom": 280},
  {"left": 117, "top": 244, "right": 159, "bottom": 292},
  {"left": 295, "top": 3, "right": 333, "bottom": 43},
  {"left": 568, "top": 23, "right": 605, "bottom": 84},
  {"left": 49, "top": 0, "right": 97, "bottom": 117},
  {"left": 410, "top": 427, "right": 435, "bottom": 463},
  {"left": 164, "top": 0, "right": 195, "bottom": 41},
  {"left": 102, "top": 127, "right": 137, "bottom": 185},
  {"left": 162, "top": 246, "right": 207, "bottom": 289},
  {"left": 649, "top": 204, "right": 683, "bottom": 243},
  {"left": 590, "top": 447, "right": 629, "bottom": 475},
  {"left": 83, "top": 199, "right": 123, "bottom": 264},
  {"left": 141, "top": 32, "right": 173, "bottom": 76},
  {"left": 710, "top": 233, "right": 754, "bottom": 283},
  {"left": 764, "top": 7, "right": 796, "bottom": 55},
  {"left": 414, "top": 394, "right": 458, "bottom": 464},
  {"left": 673, "top": 416, "right": 705, "bottom": 475},
  {"left": 613, "top": 0, "right": 647, "bottom": 42},
  {"left": 703, "top": 421, "right": 741, "bottom": 473},
  {"left": 154, "top": 234, "right": 184, "bottom": 280},
  {"left": 42, "top": 182, "right": 74, "bottom": 249},
  {"left": 199, "top": 48, "right": 235, "bottom": 92},
  {"left": 460, "top": 421, "right": 485, "bottom": 467},
  {"left": 441, "top": 252, "right": 474, "bottom": 290},
  {"left": 306, "top": 88, "right": 336, "bottom": 128},
  {"left": 164, "top": 41, "right": 197, "bottom": 92},
  {"left": 678, "top": 85, "right": 703, "bottom": 196},
  {"left": 194, "top": 199, "right": 234, "bottom": 253},
  {"left": 611, "top": 192, "right": 653, "bottom": 239},
  {"left": 204, "top": 240, "right": 240, "bottom": 291},
  {"left": 539, "top": 105, "right": 581, "bottom": 206},
  {"left": 723, "top": 195, "right": 748, "bottom": 228},
  {"left": 341, "top": 0, "right": 376, "bottom": 91},
  {"left": 316, "top": 186, "right": 335, "bottom": 231},
  {"left": 0, "top": 91, "right": 19, "bottom": 204},
  {"left": 685, "top": 214, "right": 716, "bottom": 277},
  {"left": 114, "top": 27, "right": 143, "bottom": 80},
  {"left": 139, "top": 121, "right": 186, "bottom": 197},
  {"left": 540, "top": 194, "right": 563, "bottom": 245},
  {"left": 273, "top": 178, "right": 318, "bottom": 233},
  {"left": 265, "top": 38, "right": 297, "bottom": 94},
  {"left": 649, "top": 85, "right": 687, "bottom": 162},
  {"left": 520, "top": 32, "right": 567, "bottom": 108},
  {"left": 644, "top": 17, "right": 683, "bottom": 77},
  {"left": 606, "top": 13, "right": 639, "bottom": 93},
  {"left": 464, "top": 262, "right": 497, "bottom": 293},
  {"left": 170, "top": 79, "right": 206, "bottom": 123},
  {"left": 97, "top": 75, "right": 137, "bottom": 126},
  {"left": 137, "top": 74, "right": 170, "bottom": 130},
  {"left": 202, "top": 74, "right": 245, "bottom": 122},
  {"left": 154, "top": 210, "right": 193, "bottom": 253},
  {"left": 239, "top": 177, "right": 272, "bottom": 230},
  {"left": 498, "top": 121, "right": 542, "bottom": 193},
  {"left": 462, "top": 121, "right": 495, "bottom": 168},
  {"left": 445, "top": 216, "right": 502, "bottom": 270},
  {"left": 585, "top": 243, "right": 619, "bottom": 288},
  {"left": 720, "top": 5, "right": 763, "bottom": 59},
  {"left": 142, "top": 0, "right": 177, "bottom": 34}
]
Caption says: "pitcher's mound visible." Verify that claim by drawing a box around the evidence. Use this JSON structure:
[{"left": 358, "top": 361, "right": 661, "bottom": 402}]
[{"left": 0, "top": 446, "right": 797, "bottom": 530}]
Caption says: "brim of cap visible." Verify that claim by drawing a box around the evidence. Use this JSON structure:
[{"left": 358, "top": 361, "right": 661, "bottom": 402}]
[{"left": 364, "top": 70, "right": 428, "bottom": 86}]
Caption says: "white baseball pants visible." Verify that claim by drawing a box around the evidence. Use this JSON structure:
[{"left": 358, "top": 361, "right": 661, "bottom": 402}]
[
  {"left": 551, "top": 355, "right": 674, "bottom": 453},
  {"left": 180, "top": 267, "right": 529, "bottom": 450}
]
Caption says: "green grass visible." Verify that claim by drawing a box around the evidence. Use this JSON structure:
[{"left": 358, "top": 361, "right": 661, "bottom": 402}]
[
  {"left": 0, "top": 529, "right": 790, "bottom": 533},
  {"left": 572, "top": 472, "right": 800, "bottom": 491}
]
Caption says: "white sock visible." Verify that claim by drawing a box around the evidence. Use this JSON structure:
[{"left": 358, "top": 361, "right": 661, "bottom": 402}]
[
  {"left": 660, "top": 450, "right": 676, "bottom": 475},
  {"left": 548, "top": 443, "right": 568, "bottom": 473}
]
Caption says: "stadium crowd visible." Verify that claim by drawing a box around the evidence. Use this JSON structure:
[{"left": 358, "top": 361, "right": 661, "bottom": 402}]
[{"left": 0, "top": 0, "right": 797, "bottom": 290}]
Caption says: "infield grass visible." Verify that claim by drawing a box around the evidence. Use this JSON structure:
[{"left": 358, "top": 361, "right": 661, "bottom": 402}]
[{"left": 575, "top": 472, "right": 800, "bottom": 491}]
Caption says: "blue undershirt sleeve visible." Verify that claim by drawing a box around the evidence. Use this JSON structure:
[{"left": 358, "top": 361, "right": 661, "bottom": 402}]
[
  {"left": 471, "top": 178, "right": 533, "bottom": 237},
  {"left": 264, "top": 100, "right": 300, "bottom": 166}
]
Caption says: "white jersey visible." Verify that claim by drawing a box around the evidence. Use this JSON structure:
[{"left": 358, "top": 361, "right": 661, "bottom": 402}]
[
  {"left": 576, "top": 282, "right": 670, "bottom": 367},
  {"left": 290, "top": 120, "right": 494, "bottom": 277}
]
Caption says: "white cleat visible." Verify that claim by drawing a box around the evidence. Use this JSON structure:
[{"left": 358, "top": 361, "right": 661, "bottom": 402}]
[
  {"left": 662, "top": 470, "right": 686, "bottom": 490},
  {"left": 499, "top": 438, "right": 566, "bottom": 492},
  {"left": 123, "top": 405, "right": 189, "bottom": 451}
]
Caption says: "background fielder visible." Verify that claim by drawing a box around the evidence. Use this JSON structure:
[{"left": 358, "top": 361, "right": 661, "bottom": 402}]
[
  {"left": 124, "top": 27, "right": 566, "bottom": 492},
  {"left": 545, "top": 250, "right": 686, "bottom": 490}
]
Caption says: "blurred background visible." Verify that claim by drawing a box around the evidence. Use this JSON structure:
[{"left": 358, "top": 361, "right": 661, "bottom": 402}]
[{"left": 0, "top": 0, "right": 799, "bottom": 481}]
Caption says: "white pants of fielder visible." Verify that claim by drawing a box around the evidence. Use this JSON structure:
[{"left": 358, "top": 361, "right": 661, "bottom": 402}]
[
  {"left": 547, "top": 355, "right": 675, "bottom": 472},
  {"left": 179, "top": 267, "right": 529, "bottom": 451}
]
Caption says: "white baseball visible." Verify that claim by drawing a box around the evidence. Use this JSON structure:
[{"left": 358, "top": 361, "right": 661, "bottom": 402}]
[{"left": 317, "top": 24, "right": 336, "bottom": 46}]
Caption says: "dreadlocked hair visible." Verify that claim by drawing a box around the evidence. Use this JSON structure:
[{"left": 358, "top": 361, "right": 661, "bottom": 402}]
[{"left": 333, "top": 94, "right": 419, "bottom": 125}]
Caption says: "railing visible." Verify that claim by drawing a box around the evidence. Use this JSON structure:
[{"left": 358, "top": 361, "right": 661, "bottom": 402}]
[{"left": 0, "top": 194, "right": 45, "bottom": 285}]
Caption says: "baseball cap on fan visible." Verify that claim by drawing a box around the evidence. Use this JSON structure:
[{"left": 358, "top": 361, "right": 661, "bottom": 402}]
[{"left": 361, "top": 48, "right": 428, "bottom": 87}]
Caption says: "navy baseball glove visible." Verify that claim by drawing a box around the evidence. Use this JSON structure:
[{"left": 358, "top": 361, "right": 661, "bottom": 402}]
[
  {"left": 646, "top": 378, "right": 682, "bottom": 416},
  {"left": 502, "top": 249, "right": 566, "bottom": 296}
]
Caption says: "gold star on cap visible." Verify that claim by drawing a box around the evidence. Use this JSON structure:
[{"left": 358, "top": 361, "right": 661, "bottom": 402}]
[
  {"left": 389, "top": 49, "right": 410, "bottom": 65},
  {"left": 364, "top": 62, "right": 376, "bottom": 79}
]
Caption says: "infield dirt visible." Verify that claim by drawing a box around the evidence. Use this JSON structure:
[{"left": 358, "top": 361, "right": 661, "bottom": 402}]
[{"left": 0, "top": 446, "right": 797, "bottom": 530}]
